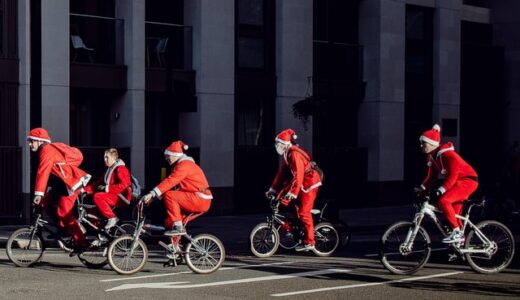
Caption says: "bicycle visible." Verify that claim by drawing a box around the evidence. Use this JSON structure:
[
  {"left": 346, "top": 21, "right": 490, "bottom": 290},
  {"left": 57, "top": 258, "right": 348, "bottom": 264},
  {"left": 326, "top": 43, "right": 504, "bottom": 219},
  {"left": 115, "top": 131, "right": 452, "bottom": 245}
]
[
  {"left": 107, "top": 199, "right": 225, "bottom": 275},
  {"left": 5, "top": 193, "right": 134, "bottom": 268},
  {"left": 250, "top": 195, "right": 341, "bottom": 257},
  {"left": 380, "top": 194, "right": 515, "bottom": 275}
]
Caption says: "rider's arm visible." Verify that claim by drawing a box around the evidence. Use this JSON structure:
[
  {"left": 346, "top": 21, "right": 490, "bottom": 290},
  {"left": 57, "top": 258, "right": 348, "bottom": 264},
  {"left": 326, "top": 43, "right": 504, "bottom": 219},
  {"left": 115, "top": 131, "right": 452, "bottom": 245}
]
[
  {"left": 269, "top": 164, "right": 289, "bottom": 194},
  {"left": 437, "top": 152, "right": 460, "bottom": 194},
  {"left": 109, "top": 166, "right": 131, "bottom": 195},
  {"left": 34, "top": 146, "right": 55, "bottom": 196},
  {"left": 420, "top": 157, "right": 437, "bottom": 190},
  {"left": 286, "top": 152, "right": 306, "bottom": 199},
  {"left": 152, "top": 161, "right": 189, "bottom": 197}
]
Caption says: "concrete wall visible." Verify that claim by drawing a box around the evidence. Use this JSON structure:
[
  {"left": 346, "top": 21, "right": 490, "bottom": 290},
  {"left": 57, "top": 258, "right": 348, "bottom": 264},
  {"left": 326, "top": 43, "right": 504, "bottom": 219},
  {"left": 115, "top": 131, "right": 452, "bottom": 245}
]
[
  {"left": 115, "top": 0, "right": 146, "bottom": 183},
  {"left": 358, "top": 0, "right": 406, "bottom": 182},
  {"left": 275, "top": 0, "right": 313, "bottom": 151},
  {"left": 184, "top": 0, "right": 235, "bottom": 187},
  {"left": 40, "top": 0, "right": 69, "bottom": 143}
]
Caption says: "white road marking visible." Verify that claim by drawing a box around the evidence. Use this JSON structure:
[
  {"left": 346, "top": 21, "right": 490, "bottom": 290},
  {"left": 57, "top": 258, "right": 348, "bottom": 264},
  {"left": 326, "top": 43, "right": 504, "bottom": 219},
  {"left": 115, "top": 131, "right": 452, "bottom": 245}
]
[
  {"left": 271, "top": 271, "right": 463, "bottom": 297},
  {"left": 101, "top": 261, "right": 294, "bottom": 282},
  {"left": 365, "top": 247, "right": 448, "bottom": 257},
  {"left": 106, "top": 268, "right": 352, "bottom": 292}
]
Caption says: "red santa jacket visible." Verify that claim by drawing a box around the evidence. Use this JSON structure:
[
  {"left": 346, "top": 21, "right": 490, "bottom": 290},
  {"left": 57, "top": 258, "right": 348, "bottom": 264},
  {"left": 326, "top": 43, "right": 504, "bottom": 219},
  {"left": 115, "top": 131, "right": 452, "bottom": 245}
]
[
  {"left": 152, "top": 155, "right": 212, "bottom": 200},
  {"left": 269, "top": 145, "right": 322, "bottom": 199},
  {"left": 85, "top": 159, "right": 132, "bottom": 204},
  {"left": 421, "top": 142, "right": 478, "bottom": 194},
  {"left": 34, "top": 143, "right": 91, "bottom": 196}
]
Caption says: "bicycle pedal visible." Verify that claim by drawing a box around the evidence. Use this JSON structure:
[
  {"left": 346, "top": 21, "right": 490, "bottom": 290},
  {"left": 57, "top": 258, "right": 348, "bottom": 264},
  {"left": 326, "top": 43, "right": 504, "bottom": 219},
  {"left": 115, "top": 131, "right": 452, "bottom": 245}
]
[
  {"left": 448, "top": 253, "right": 459, "bottom": 262},
  {"left": 163, "top": 259, "right": 177, "bottom": 268}
]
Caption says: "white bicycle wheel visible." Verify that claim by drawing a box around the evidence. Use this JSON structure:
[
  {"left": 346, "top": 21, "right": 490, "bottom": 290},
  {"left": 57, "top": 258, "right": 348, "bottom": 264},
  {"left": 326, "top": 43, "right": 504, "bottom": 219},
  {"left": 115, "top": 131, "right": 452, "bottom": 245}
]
[
  {"left": 108, "top": 235, "right": 148, "bottom": 275},
  {"left": 185, "top": 234, "right": 225, "bottom": 274}
]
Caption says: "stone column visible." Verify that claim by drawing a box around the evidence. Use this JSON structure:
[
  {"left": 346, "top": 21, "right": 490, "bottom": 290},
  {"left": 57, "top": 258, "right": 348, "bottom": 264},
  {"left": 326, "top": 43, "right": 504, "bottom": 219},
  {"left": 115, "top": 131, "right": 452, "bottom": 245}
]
[
  {"left": 358, "top": 0, "right": 406, "bottom": 184},
  {"left": 18, "top": 0, "right": 31, "bottom": 222},
  {"left": 275, "top": 0, "right": 313, "bottom": 150},
  {"left": 183, "top": 0, "right": 235, "bottom": 188},
  {"left": 40, "top": 0, "right": 69, "bottom": 143},
  {"left": 433, "top": 0, "right": 462, "bottom": 148},
  {"left": 115, "top": 0, "right": 146, "bottom": 184}
]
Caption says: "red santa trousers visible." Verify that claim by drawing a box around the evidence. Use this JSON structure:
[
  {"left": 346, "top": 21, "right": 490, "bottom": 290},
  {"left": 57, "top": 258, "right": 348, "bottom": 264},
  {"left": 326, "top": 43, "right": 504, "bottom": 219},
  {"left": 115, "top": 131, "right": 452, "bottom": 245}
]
[
  {"left": 40, "top": 189, "right": 86, "bottom": 244},
  {"left": 296, "top": 188, "right": 318, "bottom": 246},
  {"left": 438, "top": 178, "right": 478, "bottom": 229},
  {"left": 93, "top": 192, "right": 125, "bottom": 219},
  {"left": 162, "top": 190, "right": 211, "bottom": 230}
]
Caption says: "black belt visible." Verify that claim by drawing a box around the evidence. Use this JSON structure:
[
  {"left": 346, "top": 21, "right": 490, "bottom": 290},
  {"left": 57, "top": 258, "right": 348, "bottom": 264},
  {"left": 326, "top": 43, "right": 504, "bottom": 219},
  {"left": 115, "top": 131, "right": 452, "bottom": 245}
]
[{"left": 463, "top": 176, "right": 478, "bottom": 182}]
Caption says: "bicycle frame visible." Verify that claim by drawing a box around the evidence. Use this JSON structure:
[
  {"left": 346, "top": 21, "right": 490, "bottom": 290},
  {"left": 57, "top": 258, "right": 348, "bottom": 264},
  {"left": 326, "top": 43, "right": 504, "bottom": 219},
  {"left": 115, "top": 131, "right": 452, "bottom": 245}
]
[{"left": 404, "top": 198, "right": 495, "bottom": 256}]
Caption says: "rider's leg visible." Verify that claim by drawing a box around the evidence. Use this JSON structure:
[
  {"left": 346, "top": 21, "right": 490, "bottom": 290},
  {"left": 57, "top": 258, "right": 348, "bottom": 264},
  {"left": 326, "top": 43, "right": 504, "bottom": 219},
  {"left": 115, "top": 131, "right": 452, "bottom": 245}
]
[
  {"left": 56, "top": 190, "right": 88, "bottom": 247},
  {"left": 162, "top": 191, "right": 210, "bottom": 233},
  {"left": 93, "top": 192, "right": 119, "bottom": 219},
  {"left": 438, "top": 180, "right": 479, "bottom": 229},
  {"left": 296, "top": 188, "right": 318, "bottom": 247}
]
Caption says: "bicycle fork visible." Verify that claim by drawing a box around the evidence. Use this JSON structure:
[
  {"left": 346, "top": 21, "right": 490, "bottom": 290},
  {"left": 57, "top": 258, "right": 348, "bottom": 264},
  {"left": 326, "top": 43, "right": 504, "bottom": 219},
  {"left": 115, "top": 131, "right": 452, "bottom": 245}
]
[{"left": 401, "top": 212, "right": 426, "bottom": 254}]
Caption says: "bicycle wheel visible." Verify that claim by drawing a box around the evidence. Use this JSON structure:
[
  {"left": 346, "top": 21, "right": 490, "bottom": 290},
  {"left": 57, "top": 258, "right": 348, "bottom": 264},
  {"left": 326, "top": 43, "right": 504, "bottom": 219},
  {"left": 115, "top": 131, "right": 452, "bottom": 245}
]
[
  {"left": 115, "top": 223, "right": 136, "bottom": 236},
  {"left": 380, "top": 221, "right": 431, "bottom": 275},
  {"left": 185, "top": 234, "right": 225, "bottom": 274},
  {"left": 78, "top": 248, "right": 108, "bottom": 269},
  {"left": 312, "top": 222, "right": 340, "bottom": 257},
  {"left": 6, "top": 228, "right": 45, "bottom": 267},
  {"left": 277, "top": 224, "right": 298, "bottom": 250},
  {"left": 107, "top": 235, "right": 148, "bottom": 275},
  {"left": 465, "top": 220, "right": 515, "bottom": 274},
  {"left": 250, "top": 222, "right": 280, "bottom": 258}
]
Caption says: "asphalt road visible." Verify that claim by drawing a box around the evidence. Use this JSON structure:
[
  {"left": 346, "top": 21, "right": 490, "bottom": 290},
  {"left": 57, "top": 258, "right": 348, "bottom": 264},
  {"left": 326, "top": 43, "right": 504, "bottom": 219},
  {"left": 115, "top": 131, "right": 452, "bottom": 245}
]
[{"left": 1, "top": 221, "right": 519, "bottom": 300}]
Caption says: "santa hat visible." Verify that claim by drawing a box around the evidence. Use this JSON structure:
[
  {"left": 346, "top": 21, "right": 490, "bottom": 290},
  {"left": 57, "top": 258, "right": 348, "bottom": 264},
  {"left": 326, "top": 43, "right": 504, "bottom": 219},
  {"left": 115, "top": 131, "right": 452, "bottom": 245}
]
[
  {"left": 164, "top": 140, "right": 188, "bottom": 157},
  {"left": 27, "top": 128, "right": 52, "bottom": 143},
  {"left": 275, "top": 128, "right": 297, "bottom": 145},
  {"left": 419, "top": 124, "right": 441, "bottom": 147}
]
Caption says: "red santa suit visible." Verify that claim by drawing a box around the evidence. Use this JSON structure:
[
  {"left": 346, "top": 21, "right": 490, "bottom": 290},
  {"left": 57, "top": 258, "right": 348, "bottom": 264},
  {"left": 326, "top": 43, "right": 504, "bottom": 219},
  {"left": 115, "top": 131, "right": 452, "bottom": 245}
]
[
  {"left": 420, "top": 129, "right": 479, "bottom": 229},
  {"left": 85, "top": 159, "right": 132, "bottom": 219},
  {"left": 28, "top": 128, "right": 91, "bottom": 245},
  {"left": 152, "top": 141, "right": 212, "bottom": 230},
  {"left": 269, "top": 130, "right": 322, "bottom": 246}
]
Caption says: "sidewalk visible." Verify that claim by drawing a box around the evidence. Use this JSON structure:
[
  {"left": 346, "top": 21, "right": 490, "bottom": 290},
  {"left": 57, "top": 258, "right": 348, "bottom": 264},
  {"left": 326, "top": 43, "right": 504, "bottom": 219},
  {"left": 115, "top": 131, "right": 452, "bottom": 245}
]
[{"left": 0, "top": 205, "right": 415, "bottom": 248}]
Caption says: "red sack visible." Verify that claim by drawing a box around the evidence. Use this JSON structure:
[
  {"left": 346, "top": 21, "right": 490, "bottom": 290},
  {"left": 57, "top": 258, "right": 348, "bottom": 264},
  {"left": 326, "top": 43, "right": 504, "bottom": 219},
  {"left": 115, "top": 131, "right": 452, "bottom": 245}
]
[{"left": 50, "top": 142, "right": 84, "bottom": 167}]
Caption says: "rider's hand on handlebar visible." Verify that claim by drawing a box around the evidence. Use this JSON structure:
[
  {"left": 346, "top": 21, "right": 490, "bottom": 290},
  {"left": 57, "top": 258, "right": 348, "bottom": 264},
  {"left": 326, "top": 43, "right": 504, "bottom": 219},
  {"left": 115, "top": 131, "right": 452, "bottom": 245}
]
[
  {"left": 32, "top": 195, "right": 42, "bottom": 205},
  {"left": 280, "top": 193, "right": 296, "bottom": 206},
  {"left": 141, "top": 193, "right": 154, "bottom": 206},
  {"left": 413, "top": 186, "right": 426, "bottom": 198},
  {"left": 265, "top": 190, "right": 276, "bottom": 200}
]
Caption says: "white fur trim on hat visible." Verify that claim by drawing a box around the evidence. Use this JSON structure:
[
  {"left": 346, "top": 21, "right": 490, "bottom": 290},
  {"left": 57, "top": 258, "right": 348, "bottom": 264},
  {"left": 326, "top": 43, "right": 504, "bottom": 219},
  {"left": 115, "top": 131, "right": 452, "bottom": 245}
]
[
  {"left": 432, "top": 124, "right": 441, "bottom": 131},
  {"left": 419, "top": 135, "right": 440, "bottom": 147},
  {"left": 275, "top": 137, "right": 291, "bottom": 145},
  {"left": 164, "top": 150, "right": 183, "bottom": 157},
  {"left": 27, "top": 136, "right": 51, "bottom": 143}
]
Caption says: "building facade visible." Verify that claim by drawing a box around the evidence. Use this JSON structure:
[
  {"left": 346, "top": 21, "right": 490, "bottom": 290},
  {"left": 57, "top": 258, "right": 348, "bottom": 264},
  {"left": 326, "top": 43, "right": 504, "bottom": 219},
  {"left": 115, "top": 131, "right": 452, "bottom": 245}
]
[{"left": 0, "top": 0, "right": 518, "bottom": 224}]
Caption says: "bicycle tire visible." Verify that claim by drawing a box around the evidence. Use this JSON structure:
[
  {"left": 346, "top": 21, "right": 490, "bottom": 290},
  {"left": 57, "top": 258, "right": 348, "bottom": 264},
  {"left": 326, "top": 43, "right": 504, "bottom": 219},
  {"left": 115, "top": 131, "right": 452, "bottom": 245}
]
[
  {"left": 6, "top": 228, "right": 45, "bottom": 267},
  {"left": 277, "top": 224, "right": 299, "bottom": 250},
  {"left": 465, "top": 220, "right": 515, "bottom": 274},
  {"left": 380, "top": 221, "right": 431, "bottom": 275},
  {"left": 78, "top": 248, "right": 108, "bottom": 269},
  {"left": 107, "top": 235, "right": 148, "bottom": 275},
  {"left": 250, "top": 222, "right": 280, "bottom": 258},
  {"left": 185, "top": 234, "right": 225, "bottom": 274},
  {"left": 312, "top": 222, "right": 340, "bottom": 257}
]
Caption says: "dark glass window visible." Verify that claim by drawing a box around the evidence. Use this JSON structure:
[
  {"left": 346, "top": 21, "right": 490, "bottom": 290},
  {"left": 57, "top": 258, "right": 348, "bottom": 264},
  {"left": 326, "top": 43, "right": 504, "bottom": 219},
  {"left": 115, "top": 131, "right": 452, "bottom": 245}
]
[
  {"left": 237, "top": 0, "right": 272, "bottom": 70},
  {"left": 70, "top": 0, "right": 115, "bottom": 17},
  {"left": 70, "top": 90, "right": 110, "bottom": 146},
  {"left": 146, "top": 0, "right": 183, "bottom": 24},
  {"left": 145, "top": 93, "right": 178, "bottom": 147},
  {"left": 238, "top": 37, "right": 264, "bottom": 69},
  {"left": 238, "top": 0, "right": 263, "bottom": 26}
]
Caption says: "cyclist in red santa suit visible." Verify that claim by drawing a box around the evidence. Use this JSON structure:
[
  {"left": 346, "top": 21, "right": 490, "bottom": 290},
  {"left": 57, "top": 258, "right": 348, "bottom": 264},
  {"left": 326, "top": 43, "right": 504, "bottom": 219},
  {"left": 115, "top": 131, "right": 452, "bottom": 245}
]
[
  {"left": 265, "top": 129, "right": 322, "bottom": 252},
  {"left": 141, "top": 140, "right": 212, "bottom": 236},
  {"left": 85, "top": 148, "right": 132, "bottom": 230},
  {"left": 417, "top": 124, "right": 479, "bottom": 244},
  {"left": 27, "top": 127, "right": 92, "bottom": 251}
]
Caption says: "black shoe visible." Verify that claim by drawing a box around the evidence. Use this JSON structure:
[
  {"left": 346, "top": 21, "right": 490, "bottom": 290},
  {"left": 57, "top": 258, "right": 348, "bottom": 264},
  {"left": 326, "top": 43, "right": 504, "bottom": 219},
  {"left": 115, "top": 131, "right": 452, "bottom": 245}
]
[{"left": 164, "top": 225, "right": 186, "bottom": 236}]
